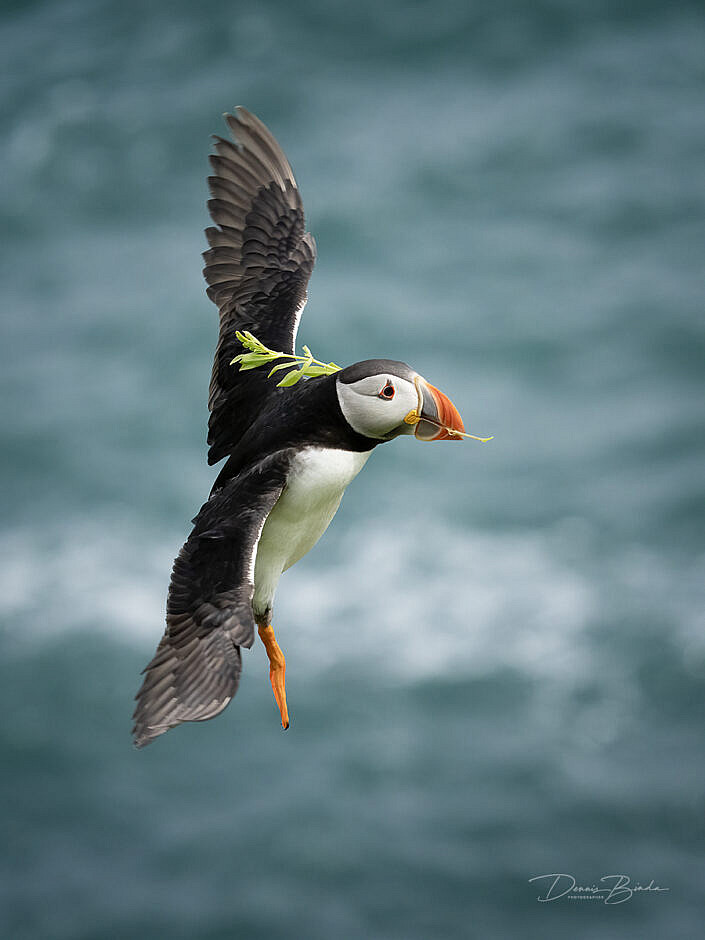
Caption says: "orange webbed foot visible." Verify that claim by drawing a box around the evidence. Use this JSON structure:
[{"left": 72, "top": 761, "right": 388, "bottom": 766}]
[{"left": 258, "top": 624, "right": 290, "bottom": 729}]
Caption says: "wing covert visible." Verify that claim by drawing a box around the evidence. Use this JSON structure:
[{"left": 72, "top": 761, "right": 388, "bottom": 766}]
[{"left": 203, "top": 108, "right": 316, "bottom": 464}]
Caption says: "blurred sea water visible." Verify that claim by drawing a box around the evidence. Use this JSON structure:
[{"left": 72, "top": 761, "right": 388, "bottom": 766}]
[{"left": 1, "top": 1, "right": 704, "bottom": 937}]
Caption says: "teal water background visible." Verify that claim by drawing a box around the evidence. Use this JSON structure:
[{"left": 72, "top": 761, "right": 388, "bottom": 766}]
[{"left": 2, "top": 1, "right": 704, "bottom": 937}]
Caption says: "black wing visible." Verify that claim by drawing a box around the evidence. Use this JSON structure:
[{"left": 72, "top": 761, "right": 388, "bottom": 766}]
[
  {"left": 203, "top": 107, "right": 317, "bottom": 464},
  {"left": 132, "top": 449, "right": 295, "bottom": 748}
]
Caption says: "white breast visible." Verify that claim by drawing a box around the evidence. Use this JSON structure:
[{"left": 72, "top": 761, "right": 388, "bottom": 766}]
[{"left": 252, "top": 447, "right": 372, "bottom": 619}]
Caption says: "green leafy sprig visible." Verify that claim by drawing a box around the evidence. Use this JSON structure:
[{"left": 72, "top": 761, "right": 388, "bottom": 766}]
[{"left": 230, "top": 331, "right": 342, "bottom": 387}]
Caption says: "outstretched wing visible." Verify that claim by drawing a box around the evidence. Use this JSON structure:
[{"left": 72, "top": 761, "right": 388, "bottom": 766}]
[
  {"left": 203, "top": 107, "right": 317, "bottom": 464},
  {"left": 132, "top": 449, "right": 294, "bottom": 748}
]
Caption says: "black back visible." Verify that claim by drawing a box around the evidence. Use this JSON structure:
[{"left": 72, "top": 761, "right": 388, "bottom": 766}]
[{"left": 211, "top": 373, "right": 380, "bottom": 494}]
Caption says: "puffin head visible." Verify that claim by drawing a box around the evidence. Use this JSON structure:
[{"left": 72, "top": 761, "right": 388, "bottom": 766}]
[{"left": 336, "top": 359, "right": 465, "bottom": 443}]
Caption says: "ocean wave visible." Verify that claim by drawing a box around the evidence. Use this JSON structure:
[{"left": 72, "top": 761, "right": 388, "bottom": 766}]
[{"left": 3, "top": 512, "right": 701, "bottom": 694}]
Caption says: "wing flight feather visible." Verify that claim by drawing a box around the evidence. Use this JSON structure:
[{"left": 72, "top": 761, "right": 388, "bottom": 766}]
[
  {"left": 203, "top": 108, "right": 316, "bottom": 464},
  {"left": 132, "top": 449, "right": 295, "bottom": 747}
]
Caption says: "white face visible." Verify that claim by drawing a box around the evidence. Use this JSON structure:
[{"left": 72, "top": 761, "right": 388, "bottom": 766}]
[{"left": 336, "top": 372, "right": 420, "bottom": 440}]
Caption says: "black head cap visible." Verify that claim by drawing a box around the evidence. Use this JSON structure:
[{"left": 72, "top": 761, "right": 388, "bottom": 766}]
[{"left": 337, "top": 359, "right": 416, "bottom": 384}]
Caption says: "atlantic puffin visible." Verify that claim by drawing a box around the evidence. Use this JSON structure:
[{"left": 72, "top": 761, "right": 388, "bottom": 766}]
[{"left": 132, "top": 108, "right": 470, "bottom": 747}]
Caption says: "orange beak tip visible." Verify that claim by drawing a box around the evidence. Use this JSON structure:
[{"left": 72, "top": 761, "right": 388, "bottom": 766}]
[{"left": 425, "top": 381, "right": 466, "bottom": 441}]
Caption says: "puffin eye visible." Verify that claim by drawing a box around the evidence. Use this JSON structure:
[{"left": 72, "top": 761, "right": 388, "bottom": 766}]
[{"left": 378, "top": 382, "right": 395, "bottom": 401}]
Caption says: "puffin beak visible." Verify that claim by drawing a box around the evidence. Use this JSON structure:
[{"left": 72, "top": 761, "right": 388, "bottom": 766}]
[{"left": 414, "top": 377, "right": 466, "bottom": 441}]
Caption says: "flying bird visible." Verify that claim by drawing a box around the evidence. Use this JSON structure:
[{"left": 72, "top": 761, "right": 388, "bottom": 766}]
[{"left": 133, "top": 108, "right": 473, "bottom": 747}]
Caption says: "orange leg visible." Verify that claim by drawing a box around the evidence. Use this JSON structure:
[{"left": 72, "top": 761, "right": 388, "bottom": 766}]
[{"left": 258, "top": 624, "right": 290, "bottom": 729}]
